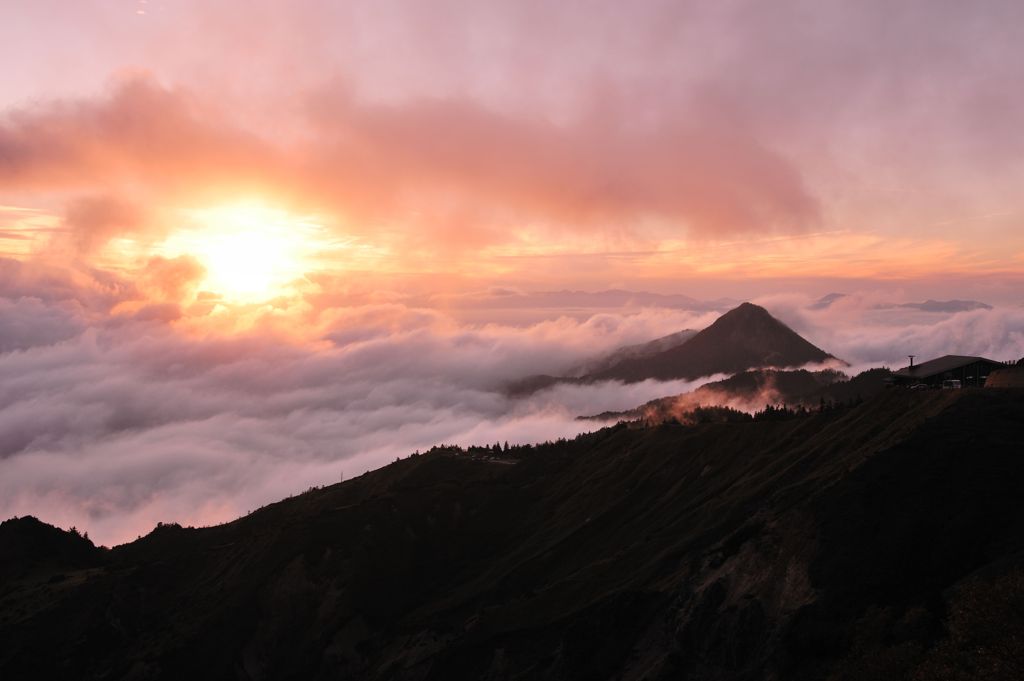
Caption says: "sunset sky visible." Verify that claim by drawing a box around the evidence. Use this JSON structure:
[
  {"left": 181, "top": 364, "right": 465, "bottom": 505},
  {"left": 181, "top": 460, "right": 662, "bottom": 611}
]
[{"left": 2, "top": 1, "right": 1023, "bottom": 544}]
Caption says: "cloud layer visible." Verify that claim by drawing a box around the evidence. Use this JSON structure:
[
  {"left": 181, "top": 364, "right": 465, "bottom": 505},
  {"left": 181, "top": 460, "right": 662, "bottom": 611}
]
[
  {"left": 1, "top": 1, "right": 1023, "bottom": 547},
  {"left": 0, "top": 259, "right": 725, "bottom": 544},
  {"left": 3, "top": 0, "right": 1024, "bottom": 277},
  {"left": 0, "top": 76, "right": 818, "bottom": 254},
  {"left": 2, "top": 259, "right": 1022, "bottom": 545}
]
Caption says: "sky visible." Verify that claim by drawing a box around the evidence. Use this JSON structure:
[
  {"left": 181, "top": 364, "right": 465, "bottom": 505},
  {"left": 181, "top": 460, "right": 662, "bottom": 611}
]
[{"left": 1, "top": 1, "right": 1023, "bottom": 544}]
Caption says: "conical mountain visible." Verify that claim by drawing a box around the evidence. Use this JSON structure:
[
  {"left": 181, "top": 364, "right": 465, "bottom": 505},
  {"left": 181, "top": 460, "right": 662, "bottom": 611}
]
[{"left": 588, "top": 302, "right": 836, "bottom": 382}]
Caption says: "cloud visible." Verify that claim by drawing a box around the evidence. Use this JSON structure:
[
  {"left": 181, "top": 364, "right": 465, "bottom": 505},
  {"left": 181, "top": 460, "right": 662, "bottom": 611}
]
[
  {"left": 0, "top": 271, "right": 720, "bottom": 545},
  {"left": 0, "top": 75, "right": 819, "bottom": 256},
  {"left": 0, "top": 78, "right": 277, "bottom": 193},
  {"left": 135, "top": 255, "right": 205, "bottom": 302},
  {"left": 755, "top": 292, "right": 1024, "bottom": 369},
  {"left": 302, "top": 87, "right": 820, "bottom": 241},
  {"left": 61, "top": 195, "right": 150, "bottom": 254},
  {"left": 0, "top": 257, "right": 131, "bottom": 313},
  {"left": 2, "top": 260, "right": 1023, "bottom": 546},
  {"left": 2, "top": 0, "right": 1024, "bottom": 548},
  {"left": 0, "top": 296, "right": 84, "bottom": 352},
  {"left": 4, "top": 1, "right": 1024, "bottom": 281}
]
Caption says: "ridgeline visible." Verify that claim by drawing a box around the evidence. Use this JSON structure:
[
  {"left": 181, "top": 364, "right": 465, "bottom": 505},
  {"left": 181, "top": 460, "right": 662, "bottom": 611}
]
[{"left": 2, "top": 388, "right": 1023, "bottom": 680}]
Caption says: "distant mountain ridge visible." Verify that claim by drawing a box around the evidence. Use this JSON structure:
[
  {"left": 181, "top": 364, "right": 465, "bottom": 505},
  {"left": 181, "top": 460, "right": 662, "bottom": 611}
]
[
  {"left": 896, "top": 299, "right": 993, "bottom": 313},
  {"left": 809, "top": 293, "right": 992, "bottom": 313},
  {"left": 809, "top": 292, "right": 848, "bottom": 309}
]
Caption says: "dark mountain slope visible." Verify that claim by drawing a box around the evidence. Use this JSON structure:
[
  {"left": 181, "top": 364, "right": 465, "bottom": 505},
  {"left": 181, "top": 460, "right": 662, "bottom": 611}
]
[
  {"left": 0, "top": 516, "right": 103, "bottom": 583},
  {"left": 507, "top": 329, "right": 698, "bottom": 396},
  {"left": 574, "top": 328, "right": 698, "bottom": 376},
  {"left": 700, "top": 366, "right": 890, "bottom": 405},
  {"left": 2, "top": 389, "right": 1023, "bottom": 680},
  {"left": 587, "top": 368, "right": 891, "bottom": 423},
  {"left": 589, "top": 302, "right": 836, "bottom": 383}
]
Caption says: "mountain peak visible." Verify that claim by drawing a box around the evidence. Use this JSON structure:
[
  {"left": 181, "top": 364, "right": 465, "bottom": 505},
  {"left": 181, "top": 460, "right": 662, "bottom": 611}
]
[
  {"left": 718, "top": 301, "right": 774, "bottom": 320},
  {"left": 587, "top": 302, "right": 838, "bottom": 383},
  {"left": 707, "top": 302, "right": 798, "bottom": 334}
]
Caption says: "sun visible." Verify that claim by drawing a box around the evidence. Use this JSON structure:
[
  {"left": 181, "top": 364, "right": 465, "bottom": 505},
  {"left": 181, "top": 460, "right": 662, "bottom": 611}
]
[{"left": 160, "top": 202, "right": 323, "bottom": 303}]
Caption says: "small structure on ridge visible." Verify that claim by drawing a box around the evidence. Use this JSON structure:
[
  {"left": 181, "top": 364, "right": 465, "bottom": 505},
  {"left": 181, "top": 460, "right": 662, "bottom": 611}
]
[{"left": 891, "top": 355, "right": 1008, "bottom": 388}]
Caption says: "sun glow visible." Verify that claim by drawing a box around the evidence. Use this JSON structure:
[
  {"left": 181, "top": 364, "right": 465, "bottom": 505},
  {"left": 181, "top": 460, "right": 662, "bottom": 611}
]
[{"left": 160, "top": 202, "right": 325, "bottom": 303}]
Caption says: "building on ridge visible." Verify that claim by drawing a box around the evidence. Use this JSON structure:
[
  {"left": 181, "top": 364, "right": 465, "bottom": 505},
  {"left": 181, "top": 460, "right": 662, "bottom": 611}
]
[{"left": 891, "top": 354, "right": 1009, "bottom": 388}]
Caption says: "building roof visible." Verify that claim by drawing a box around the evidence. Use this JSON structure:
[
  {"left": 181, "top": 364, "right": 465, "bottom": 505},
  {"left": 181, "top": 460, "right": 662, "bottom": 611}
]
[{"left": 893, "top": 354, "right": 1003, "bottom": 379}]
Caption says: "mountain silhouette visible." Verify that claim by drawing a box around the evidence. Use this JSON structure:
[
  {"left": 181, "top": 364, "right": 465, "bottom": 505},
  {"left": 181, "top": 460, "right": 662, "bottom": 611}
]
[
  {"left": 508, "top": 303, "right": 837, "bottom": 395},
  {"left": 3, "top": 388, "right": 1023, "bottom": 680},
  {"left": 0, "top": 515, "right": 98, "bottom": 584},
  {"left": 583, "top": 367, "right": 891, "bottom": 423},
  {"left": 808, "top": 292, "right": 847, "bottom": 309},
  {"left": 508, "top": 328, "right": 699, "bottom": 395},
  {"left": 896, "top": 299, "right": 993, "bottom": 313},
  {"left": 573, "top": 328, "right": 698, "bottom": 376},
  {"left": 587, "top": 302, "right": 837, "bottom": 383}
]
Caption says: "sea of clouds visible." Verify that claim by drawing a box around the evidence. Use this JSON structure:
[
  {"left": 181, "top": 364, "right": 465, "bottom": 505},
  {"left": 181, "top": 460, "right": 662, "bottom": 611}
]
[
  {"left": 0, "top": 258, "right": 732, "bottom": 544},
  {"left": 2, "top": 0, "right": 1024, "bottom": 547},
  {"left": 2, "top": 257, "right": 1023, "bottom": 545}
]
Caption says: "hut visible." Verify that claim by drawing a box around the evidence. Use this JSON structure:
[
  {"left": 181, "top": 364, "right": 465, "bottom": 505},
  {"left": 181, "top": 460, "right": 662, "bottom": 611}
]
[{"left": 891, "top": 355, "right": 1009, "bottom": 388}]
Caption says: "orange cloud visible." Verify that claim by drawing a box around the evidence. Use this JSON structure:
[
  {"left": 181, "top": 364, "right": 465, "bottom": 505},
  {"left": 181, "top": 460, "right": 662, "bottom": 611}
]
[
  {"left": 0, "top": 79, "right": 279, "bottom": 193},
  {"left": 61, "top": 195, "right": 150, "bottom": 254},
  {"left": 301, "top": 88, "right": 821, "bottom": 239},
  {"left": 1, "top": 75, "right": 1019, "bottom": 294},
  {"left": 0, "top": 77, "right": 820, "bottom": 257}
]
